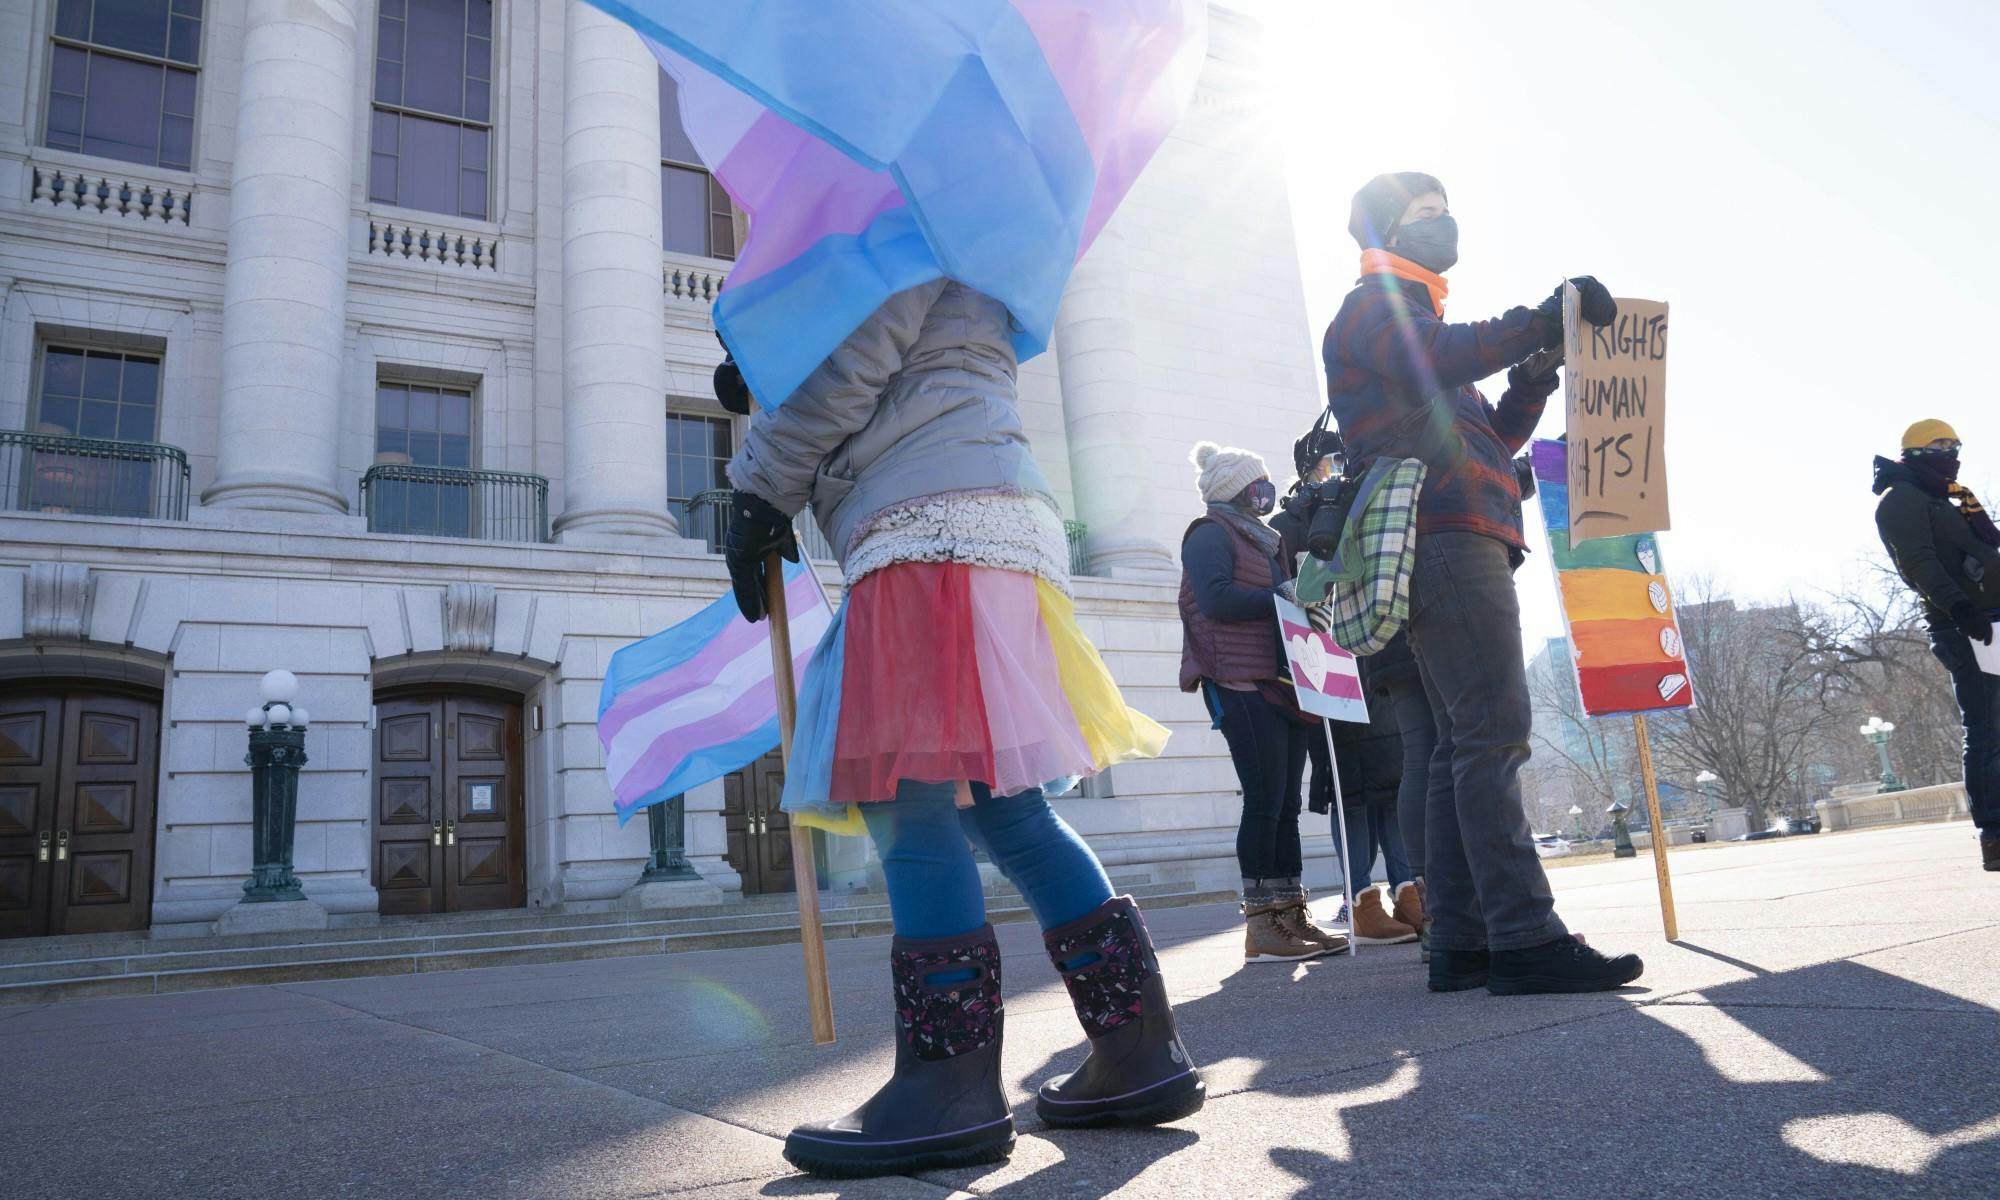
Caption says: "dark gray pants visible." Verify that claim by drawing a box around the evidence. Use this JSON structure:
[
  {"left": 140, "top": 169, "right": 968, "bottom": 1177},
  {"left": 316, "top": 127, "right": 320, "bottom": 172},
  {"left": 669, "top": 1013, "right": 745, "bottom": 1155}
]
[{"left": 1407, "top": 531, "right": 1567, "bottom": 952}]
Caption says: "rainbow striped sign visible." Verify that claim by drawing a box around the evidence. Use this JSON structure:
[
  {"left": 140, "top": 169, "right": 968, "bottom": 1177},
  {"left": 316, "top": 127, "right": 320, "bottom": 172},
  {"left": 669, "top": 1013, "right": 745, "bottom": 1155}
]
[{"left": 1531, "top": 438, "right": 1694, "bottom": 718}]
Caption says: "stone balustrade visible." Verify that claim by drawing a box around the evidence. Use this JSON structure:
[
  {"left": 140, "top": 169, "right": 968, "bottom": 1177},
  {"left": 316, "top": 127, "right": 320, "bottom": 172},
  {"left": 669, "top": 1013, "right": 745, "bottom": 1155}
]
[
  {"left": 30, "top": 163, "right": 193, "bottom": 226},
  {"left": 1816, "top": 782, "right": 1969, "bottom": 832},
  {"left": 367, "top": 219, "right": 499, "bottom": 271},
  {"left": 664, "top": 256, "right": 725, "bottom": 305}
]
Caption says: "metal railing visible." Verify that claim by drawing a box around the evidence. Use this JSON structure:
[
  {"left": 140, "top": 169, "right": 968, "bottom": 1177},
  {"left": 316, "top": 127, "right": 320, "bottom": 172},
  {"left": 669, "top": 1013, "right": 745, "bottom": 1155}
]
[
  {"left": 1064, "top": 520, "right": 1090, "bottom": 577},
  {"left": 361, "top": 463, "right": 549, "bottom": 543},
  {"left": 1, "top": 430, "right": 190, "bottom": 520},
  {"left": 682, "top": 489, "right": 838, "bottom": 561}
]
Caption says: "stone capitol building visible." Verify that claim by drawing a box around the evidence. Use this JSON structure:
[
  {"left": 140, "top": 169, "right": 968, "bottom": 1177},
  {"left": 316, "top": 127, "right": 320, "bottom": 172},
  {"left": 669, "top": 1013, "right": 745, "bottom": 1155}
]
[{"left": 0, "top": 0, "right": 1331, "bottom": 949}]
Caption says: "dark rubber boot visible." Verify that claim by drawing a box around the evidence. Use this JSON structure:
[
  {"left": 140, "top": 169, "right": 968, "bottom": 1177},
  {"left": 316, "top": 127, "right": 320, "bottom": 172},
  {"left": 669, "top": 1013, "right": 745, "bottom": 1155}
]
[
  {"left": 1982, "top": 834, "right": 2000, "bottom": 872},
  {"left": 783, "top": 925, "right": 1015, "bottom": 1178},
  {"left": 1036, "top": 896, "right": 1206, "bottom": 1128}
]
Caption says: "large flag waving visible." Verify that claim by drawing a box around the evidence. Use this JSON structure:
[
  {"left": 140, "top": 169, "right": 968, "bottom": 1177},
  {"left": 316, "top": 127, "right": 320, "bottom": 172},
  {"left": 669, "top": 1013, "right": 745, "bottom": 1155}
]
[
  {"left": 597, "top": 560, "right": 833, "bottom": 823},
  {"left": 588, "top": 0, "right": 1208, "bottom": 408}
]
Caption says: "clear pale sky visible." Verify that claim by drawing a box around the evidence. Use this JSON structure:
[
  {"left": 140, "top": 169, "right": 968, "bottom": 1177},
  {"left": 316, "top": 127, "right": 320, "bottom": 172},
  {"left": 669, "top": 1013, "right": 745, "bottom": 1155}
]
[{"left": 1242, "top": 0, "right": 2000, "bottom": 651}]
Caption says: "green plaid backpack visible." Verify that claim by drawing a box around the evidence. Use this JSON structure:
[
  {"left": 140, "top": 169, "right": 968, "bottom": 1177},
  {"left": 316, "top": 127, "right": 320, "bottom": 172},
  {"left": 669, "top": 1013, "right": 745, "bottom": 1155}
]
[{"left": 1292, "top": 457, "right": 1426, "bottom": 656}]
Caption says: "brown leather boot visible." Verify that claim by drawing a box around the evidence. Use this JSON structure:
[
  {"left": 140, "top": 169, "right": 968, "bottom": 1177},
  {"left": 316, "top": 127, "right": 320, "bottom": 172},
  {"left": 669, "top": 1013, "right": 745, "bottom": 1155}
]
[
  {"left": 1274, "top": 891, "right": 1348, "bottom": 954},
  {"left": 1392, "top": 879, "right": 1427, "bottom": 932},
  {"left": 1242, "top": 900, "right": 1329, "bottom": 963},
  {"left": 1351, "top": 885, "right": 1419, "bottom": 946}
]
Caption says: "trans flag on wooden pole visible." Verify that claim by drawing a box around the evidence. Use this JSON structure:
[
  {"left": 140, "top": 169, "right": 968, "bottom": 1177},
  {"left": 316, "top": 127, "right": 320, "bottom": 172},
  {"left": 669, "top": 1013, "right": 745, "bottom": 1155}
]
[
  {"left": 584, "top": 0, "right": 1208, "bottom": 410},
  {"left": 597, "top": 560, "right": 833, "bottom": 824}
]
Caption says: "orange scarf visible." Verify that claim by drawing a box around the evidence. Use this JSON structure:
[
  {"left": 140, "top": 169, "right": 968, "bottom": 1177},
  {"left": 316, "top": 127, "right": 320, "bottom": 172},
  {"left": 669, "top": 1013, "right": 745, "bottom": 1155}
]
[{"left": 1359, "top": 249, "right": 1448, "bottom": 316}]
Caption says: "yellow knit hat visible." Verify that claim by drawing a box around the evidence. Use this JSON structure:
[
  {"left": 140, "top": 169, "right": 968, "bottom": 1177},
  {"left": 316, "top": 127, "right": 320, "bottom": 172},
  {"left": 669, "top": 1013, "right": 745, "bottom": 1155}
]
[{"left": 1901, "top": 419, "right": 1960, "bottom": 450}]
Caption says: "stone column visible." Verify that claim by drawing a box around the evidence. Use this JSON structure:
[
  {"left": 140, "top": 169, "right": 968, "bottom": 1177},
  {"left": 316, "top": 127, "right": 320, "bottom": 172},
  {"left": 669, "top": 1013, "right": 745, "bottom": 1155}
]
[
  {"left": 1055, "top": 227, "right": 1176, "bottom": 576},
  {"left": 553, "top": 1, "right": 676, "bottom": 542},
  {"left": 203, "top": 0, "right": 359, "bottom": 514}
]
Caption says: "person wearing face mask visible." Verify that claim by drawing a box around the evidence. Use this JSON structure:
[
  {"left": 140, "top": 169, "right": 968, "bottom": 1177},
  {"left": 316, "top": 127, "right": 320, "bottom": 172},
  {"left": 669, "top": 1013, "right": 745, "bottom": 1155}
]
[
  {"left": 1179, "top": 441, "right": 1348, "bottom": 963},
  {"left": 1322, "top": 171, "right": 1645, "bottom": 996},
  {"left": 1873, "top": 420, "right": 2000, "bottom": 870}
]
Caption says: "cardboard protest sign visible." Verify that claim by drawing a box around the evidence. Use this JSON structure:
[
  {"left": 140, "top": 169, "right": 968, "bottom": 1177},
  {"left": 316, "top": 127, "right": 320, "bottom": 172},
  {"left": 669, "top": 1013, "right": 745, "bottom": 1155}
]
[
  {"left": 1563, "top": 285, "right": 1670, "bottom": 548},
  {"left": 1274, "top": 596, "right": 1369, "bottom": 723},
  {"left": 1531, "top": 438, "right": 1695, "bottom": 718},
  {"left": 1974, "top": 632, "right": 2000, "bottom": 678}
]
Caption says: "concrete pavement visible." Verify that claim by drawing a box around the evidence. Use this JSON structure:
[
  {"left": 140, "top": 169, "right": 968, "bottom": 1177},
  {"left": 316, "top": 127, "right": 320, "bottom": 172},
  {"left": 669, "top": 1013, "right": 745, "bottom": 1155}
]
[{"left": 5, "top": 822, "right": 1996, "bottom": 1199}]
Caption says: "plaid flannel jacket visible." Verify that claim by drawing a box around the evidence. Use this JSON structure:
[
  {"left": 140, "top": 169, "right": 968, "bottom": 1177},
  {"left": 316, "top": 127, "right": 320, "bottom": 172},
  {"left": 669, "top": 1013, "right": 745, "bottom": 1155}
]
[
  {"left": 1322, "top": 275, "right": 1557, "bottom": 549},
  {"left": 1297, "top": 458, "right": 1427, "bottom": 656}
]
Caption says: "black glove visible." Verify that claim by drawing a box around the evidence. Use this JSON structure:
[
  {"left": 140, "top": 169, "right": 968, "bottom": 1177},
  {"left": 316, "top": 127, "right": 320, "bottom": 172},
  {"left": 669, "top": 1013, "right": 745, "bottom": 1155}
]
[
  {"left": 723, "top": 490, "right": 798, "bottom": 623},
  {"left": 1534, "top": 276, "right": 1618, "bottom": 342},
  {"left": 1950, "top": 601, "right": 1995, "bottom": 646},
  {"left": 712, "top": 354, "right": 752, "bottom": 416},
  {"left": 1513, "top": 455, "right": 1538, "bottom": 501},
  {"left": 1511, "top": 345, "right": 1565, "bottom": 385}
]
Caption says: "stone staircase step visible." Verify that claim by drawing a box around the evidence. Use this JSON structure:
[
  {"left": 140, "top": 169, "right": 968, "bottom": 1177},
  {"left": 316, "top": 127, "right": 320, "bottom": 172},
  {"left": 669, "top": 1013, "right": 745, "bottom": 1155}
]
[{"left": 0, "top": 886, "right": 1235, "bottom": 1006}]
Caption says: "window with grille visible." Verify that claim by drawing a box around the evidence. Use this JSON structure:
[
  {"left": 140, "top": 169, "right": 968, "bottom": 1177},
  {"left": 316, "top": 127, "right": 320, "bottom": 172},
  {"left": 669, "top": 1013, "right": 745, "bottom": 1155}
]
[
  {"left": 22, "top": 344, "right": 163, "bottom": 518},
  {"left": 665, "top": 411, "right": 732, "bottom": 542},
  {"left": 43, "top": 0, "right": 201, "bottom": 171},
  {"left": 369, "top": 0, "right": 492, "bottom": 220},
  {"left": 659, "top": 71, "right": 735, "bottom": 259},
  {"left": 373, "top": 382, "right": 475, "bottom": 536}
]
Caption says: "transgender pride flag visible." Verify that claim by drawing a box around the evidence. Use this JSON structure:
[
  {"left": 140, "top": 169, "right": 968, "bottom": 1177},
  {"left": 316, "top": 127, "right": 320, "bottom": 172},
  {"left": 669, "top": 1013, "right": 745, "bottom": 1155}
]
[
  {"left": 597, "top": 561, "right": 833, "bottom": 823},
  {"left": 587, "top": 0, "right": 1208, "bottom": 410}
]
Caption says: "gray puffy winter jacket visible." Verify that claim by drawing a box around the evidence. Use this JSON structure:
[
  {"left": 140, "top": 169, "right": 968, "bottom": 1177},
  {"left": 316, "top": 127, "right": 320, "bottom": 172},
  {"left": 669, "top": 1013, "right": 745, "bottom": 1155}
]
[{"left": 726, "top": 280, "right": 1056, "bottom": 565}]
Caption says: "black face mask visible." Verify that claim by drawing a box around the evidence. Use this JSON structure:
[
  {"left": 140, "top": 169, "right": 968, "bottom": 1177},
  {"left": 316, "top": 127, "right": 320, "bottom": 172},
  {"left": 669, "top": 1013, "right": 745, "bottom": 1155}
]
[
  {"left": 1242, "top": 479, "right": 1277, "bottom": 516},
  {"left": 1392, "top": 214, "right": 1459, "bottom": 274},
  {"left": 1906, "top": 448, "right": 1962, "bottom": 487}
]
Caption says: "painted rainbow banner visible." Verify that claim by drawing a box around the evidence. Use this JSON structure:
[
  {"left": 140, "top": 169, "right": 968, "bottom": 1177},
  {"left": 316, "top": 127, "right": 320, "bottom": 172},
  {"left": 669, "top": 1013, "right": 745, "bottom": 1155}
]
[
  {"left": 1530, "top": 438, "right": 1694, "bottom": 718},
  {"left": 590, "top": 0, "right": 1209, "bottom": 411}
]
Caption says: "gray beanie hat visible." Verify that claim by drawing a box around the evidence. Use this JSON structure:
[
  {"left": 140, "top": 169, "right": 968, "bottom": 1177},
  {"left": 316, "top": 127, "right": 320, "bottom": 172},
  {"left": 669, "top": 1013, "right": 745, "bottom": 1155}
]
[{"left": 1190, "top": 441, "right": 1268, "bottom": 504}]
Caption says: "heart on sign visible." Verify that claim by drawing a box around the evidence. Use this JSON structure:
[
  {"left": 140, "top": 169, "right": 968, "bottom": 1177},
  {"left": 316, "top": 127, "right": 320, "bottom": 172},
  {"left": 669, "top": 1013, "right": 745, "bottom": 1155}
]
[
  {"left": 1288, "top": 633, "right": 1330, "bottom": 693},
  {"left": 1636, "top": 536, "right": 1658, "bottom": 575}
]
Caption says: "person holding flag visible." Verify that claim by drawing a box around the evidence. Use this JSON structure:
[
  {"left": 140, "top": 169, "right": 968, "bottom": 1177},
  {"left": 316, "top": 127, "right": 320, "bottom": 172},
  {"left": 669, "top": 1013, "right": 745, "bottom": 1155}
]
[{"left": 585, "top": 0, "right": 1215, "bottom": 1180}]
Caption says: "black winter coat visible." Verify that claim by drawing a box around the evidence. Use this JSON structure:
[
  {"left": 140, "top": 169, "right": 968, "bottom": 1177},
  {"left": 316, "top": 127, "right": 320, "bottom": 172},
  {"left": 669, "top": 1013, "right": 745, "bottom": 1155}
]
[{"left": 1872, "top": 457, "right": 2000, "bottom": 619}]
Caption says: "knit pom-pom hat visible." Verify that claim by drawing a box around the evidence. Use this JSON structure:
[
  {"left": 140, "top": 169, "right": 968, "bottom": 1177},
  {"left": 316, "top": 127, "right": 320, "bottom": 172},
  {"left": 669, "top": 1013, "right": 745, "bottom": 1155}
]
[{"left": 1190, "top": 441, "right": 1269, "bottom": 505}]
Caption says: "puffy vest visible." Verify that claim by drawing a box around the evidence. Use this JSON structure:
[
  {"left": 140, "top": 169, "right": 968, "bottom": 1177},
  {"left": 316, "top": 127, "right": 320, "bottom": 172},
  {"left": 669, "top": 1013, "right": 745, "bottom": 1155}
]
[{"left": 1178, "top": 516, "right": 1283, "bottom": 691}]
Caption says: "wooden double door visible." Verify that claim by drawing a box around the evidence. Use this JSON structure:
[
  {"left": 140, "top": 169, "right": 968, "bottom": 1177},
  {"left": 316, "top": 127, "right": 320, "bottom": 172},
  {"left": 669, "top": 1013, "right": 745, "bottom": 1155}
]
[
  {"left": 0, "top": 689, "right": 160, "bottom": 938},
  {"left": 373, "top": 693, "right": 525, "bottom": 915},
  {"left": 723, "top": 749, "right": 798, "bottom": 895}
]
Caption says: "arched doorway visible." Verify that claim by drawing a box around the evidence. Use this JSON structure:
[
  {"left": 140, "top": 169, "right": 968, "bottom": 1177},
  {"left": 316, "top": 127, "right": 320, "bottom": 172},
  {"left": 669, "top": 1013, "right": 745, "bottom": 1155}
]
[
  {"left": 372, "top": 687, "right": 526, "bottom": 915},
  {"left": 0, "top": 685, "right": 161, "bottom": 938}
]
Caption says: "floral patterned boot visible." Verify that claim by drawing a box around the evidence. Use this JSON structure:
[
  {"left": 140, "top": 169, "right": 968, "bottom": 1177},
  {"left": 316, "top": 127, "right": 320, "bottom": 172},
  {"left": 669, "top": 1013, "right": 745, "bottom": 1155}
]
[
  {"left": 783, "top": 924, "right": 1014, "bottom": 1177},
  {"left": 1037, "top": 896, "right": 1206, "bottom": 1128}
]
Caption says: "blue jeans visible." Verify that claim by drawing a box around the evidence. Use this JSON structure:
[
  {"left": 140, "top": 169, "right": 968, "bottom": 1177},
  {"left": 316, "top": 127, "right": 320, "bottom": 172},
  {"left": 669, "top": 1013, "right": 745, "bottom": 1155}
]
[
  {"left": 1930, "top": 622, "right": 2000, "bottom": 836},
  {"left": 1407, "top": 532, "right": 1568, "bottom": 953},
  {"left": 1386, "top": 675, "right": 1436, "bottom": 879},
  {"left": 1331, "top": 802, "right": 1413, "bottom": 892},
  {"left": 1212, "top": 686, "right": 1308, "bottom": 880},
  {"left": 862, "top": 780, "right": 1115, "bottom": 939}
]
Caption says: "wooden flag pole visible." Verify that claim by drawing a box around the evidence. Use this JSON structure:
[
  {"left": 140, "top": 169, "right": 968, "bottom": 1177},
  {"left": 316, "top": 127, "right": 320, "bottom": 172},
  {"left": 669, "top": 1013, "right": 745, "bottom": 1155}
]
[
  {"left": 766, "top": 553, "right": 837, "bottom": 1045},
  {"left": 1630, "top": 712, "right": 1679, "bottom": 941}
]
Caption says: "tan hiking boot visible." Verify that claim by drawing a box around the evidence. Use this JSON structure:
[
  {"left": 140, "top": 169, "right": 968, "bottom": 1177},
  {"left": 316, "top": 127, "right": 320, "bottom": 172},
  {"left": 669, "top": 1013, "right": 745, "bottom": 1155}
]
[
  {"left": 1242, "top": 901, "right": 1330, "bottom": 963},
  {"left": 1351, "top": 885, "right": 1419, "bottom": 946},
  {"left": 1275, "top": 893, "right": 1348, "bottom": 954},
  {"left": 1392, "top": 879, "right": 1427, "bottom": 932}
]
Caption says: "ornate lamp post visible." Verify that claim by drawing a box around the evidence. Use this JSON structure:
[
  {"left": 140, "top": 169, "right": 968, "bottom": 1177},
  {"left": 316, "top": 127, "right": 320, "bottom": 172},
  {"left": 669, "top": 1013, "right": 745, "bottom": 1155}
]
[
  {"left": 1608, "top": 799, "right": 1636, "bottom": 858},
  {"left": 1858, "top": 716, "right": 1905, "bottom": 794},
  {"left": 642, "top": 794, "right": 700, "bottom": 881},
  {"left": 242, "top": 669, "right": 310, "bottom": 902},
  {"left": 1568, "top": 803, "right": 1584, "bottom": 842},
  {"left": 1695, "top": 770, "right": 1718, "bottom": 818}
]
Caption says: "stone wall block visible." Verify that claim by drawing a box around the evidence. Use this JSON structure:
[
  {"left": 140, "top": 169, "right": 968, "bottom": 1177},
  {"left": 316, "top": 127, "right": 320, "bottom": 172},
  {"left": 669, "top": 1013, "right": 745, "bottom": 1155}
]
[
  {"left": 23, "top": 563, "right": 94, "bottom": 639},
  {"left": 443, "top": 582, "right": 499, "bottom": 653}
]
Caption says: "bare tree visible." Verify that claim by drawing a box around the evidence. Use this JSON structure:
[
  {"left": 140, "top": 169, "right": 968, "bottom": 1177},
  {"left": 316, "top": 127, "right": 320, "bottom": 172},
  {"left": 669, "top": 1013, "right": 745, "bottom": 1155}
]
[
  {"left": 1646, "top": 577, "right": 1843, "bottom": 830},
  {"left": 1525, "top": 641, "right": 1642, "bottom": 832},
  {"left": 1792, "top": 559, "right": 1964, "bottom": 789}
]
